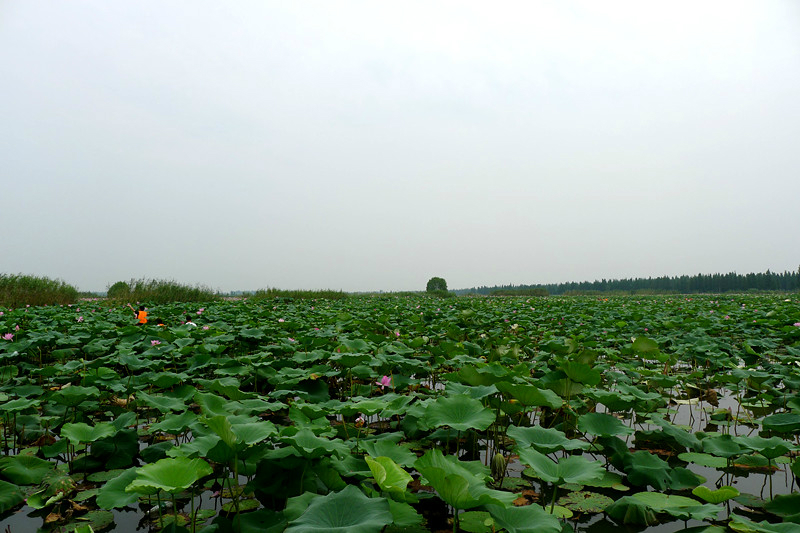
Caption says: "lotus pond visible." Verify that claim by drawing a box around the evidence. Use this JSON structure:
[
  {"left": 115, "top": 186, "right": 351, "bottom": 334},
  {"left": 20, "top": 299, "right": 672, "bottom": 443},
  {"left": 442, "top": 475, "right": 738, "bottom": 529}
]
[{"left": 1, "top": 294, "right": 800, "bottom": 533}]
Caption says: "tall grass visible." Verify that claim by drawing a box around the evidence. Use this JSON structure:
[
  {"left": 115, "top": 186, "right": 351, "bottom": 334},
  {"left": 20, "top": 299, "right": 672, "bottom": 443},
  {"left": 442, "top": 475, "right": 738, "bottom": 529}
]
[
  {"left": 0, "top": 273, "right": 79, "bottom": 307},
  {"left": 106, "top": 278, "right": 219, "bottom": 304},
  {"left": 252, "top": 288, "right": 348, "bottom": 300}
]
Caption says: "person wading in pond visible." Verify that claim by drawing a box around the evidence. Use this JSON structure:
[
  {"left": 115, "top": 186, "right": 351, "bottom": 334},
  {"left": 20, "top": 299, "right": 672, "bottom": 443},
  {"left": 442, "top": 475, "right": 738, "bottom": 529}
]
[{"left": 127, "top": 304, "right": 147, "bottom": 325}]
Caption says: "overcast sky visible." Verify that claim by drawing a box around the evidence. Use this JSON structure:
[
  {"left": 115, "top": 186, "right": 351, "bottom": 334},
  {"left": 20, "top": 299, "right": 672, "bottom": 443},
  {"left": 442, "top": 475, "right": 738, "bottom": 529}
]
[{"left": 2, "top": 1, "right": 799, "bottom": 293}]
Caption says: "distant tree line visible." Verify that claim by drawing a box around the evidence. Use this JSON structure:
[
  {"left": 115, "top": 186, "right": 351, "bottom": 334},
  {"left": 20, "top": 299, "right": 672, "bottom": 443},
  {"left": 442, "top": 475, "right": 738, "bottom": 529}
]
[{"left": 456, "top": 269, "right": 800, "bottom": 296}]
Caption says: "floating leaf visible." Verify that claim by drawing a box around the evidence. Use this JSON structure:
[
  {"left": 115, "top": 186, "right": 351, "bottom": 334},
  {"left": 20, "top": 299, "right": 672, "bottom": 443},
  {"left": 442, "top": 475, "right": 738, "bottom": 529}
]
[
  {"left": 692, "top": 485, "right": 740, "bottom": 504},
  {"left": 558, "top": 490, "right": 614, "bottom": 513}
]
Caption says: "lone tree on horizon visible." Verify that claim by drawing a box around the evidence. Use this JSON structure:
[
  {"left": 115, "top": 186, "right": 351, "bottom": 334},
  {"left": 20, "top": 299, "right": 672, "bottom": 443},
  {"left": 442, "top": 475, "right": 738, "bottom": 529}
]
[{"left": 426, "top": 276, "right": 448, "bottom": 293}]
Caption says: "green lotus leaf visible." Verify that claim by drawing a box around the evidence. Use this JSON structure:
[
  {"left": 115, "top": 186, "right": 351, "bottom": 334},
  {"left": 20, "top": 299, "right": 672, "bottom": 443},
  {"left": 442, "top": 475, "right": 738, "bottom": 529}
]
[
  {"left": 702, "top": 434, "right": 744, "bottom": 459},
  {"left": 0, "top": 479, "right": 25, "bottom": 513},
  {"left": 734, "top": 435, "right": 793, "bottom": 459},
  {"left": 61, "top": 422, "right": 116, "bottom": 445},
  {"left": 415, "top": 449, "right": 515, "bottom": 510},
  {"left": 148, "top": 411, "right": 198, "bottom": 434},
  {"left": 585, "top": 389, "right": 637, "bottom": 412},
  {"left": 136, "top": 391, "right": 187, "bottom": 413},
  {"left": 284, "top": 485, "right": 392, "bottom": 533},
  {"left": 445, "top": 382, "right": 499, "bottom": 400},
  {"left": 282, "top": 429, "right": 350, "bottom": 459},
  {"left": 194, "top": 391, "right": 241, "bottom": 417},
  {"left": 386, "top": 498, "right": 423, "bottom": 528},
  {"left": 632, "top": 337, "right": 659, "bottom": 353},
  {"left": 507, "top": 425, "right": 590, "bottom": 454},
  {"left": 458, "top": 510, "right": 493, "bottom": 533},
  {"left": 496, "top": 382, "right": 562, "bottom": 409},
  {"left": 558, "top": 490, "right": 615, "bottom": 513},
  {"left": 606, "top": 495, "right": 659, "bottom": 526},
  {"left": 608, "top": 492, "right": 718, "bottom": 525},
  {"left": 577, "top": 412, "right": 634, "bottom": 437},
  {"left": 454, "top": 364, "right": 509, "bottom": 387},
  {"left": 629, "top": 492, "right": 720, "bottom": 521},
  {"left": 51, "top": 385, "right": 100, "bottom": 407},
  {"left": 648, "top": 416, "right": 703, "bottom": 451},
  {"left": 668, "top": 467, "right": 705, "bottom": 490},
  {"left": 62, "top": 510, "right": 114, "bottom": 532},
  {"left": 1, "top": 397, "right": 40, "bottom": 412},
  {"left": 126, "top": 457, "right": 212, "bottom": 495},
  {"left": 96, "top": 468, "right": 139, "bottom": 509},
  {"left": 484, "top": 503, "right": 562, "bottom": 533},
  {"left": 764, "top": 493, "right": 800, "bottom": 521},
  {"left": 761, "top": 413, "right": 800, "bottom": 433},
  {"left": 624, "top": 451, "right": 671, "bottom": 490},
  {"left": 517, "top": 448, "right": 605, "bottom": 486},
  {"left": 729, "top": 512, "right": 800, "bottom": 533},
  {"left": 561, "top": 361, "right": 601, "bottom": 386},
  {"left": 692, "top": 485, "right": 740, "bottom": 504},
  {"left": 678, "top": 452, "right": 728, "bottom": 469},
  {"left": 0, "top": 454, "right": 54, "bottom": 485},
  {"left": 423, "top": 394, "right": 495, "bottom": 432},
  {"left": 365, "top": 455, "right": 414, "bottom": 502},
  {"left": 359, "top": 439, "right": 417, "bottom": 467}
]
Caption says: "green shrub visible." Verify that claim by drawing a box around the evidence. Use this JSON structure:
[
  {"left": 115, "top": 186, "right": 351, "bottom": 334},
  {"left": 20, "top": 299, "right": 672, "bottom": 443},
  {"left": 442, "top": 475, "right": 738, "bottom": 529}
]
[
  {"left": 252, "top": 288, "right": 348, "bottom": 300},
  {"left": 0, "top": 273, "right": 79, "bottom": 307},
  {"left": 106, "top": 279, "right": 219, "bottom": 304},
  {"left": 106, "top": 281, "right": 131, "bottom": 299}
]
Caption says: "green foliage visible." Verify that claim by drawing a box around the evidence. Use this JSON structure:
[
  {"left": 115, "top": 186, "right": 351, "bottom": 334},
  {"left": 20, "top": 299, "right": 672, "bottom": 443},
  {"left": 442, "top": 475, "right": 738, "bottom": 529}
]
[
  {"left": 106, "top": 280, "right": 130, "bottom": 299},
  {"left": 105, "top": 278, "right": 219, "bottom": 304},
  {"left": 0, "top": 273, "right": 78, "bottom": 307},
  {"left": 0, "top": 293, "right": 798, "bottom": 532},
  {"left": 426, "top": 276, "right": 448, "bottom": 293},
  {"left": 252, "top": 288, "right": 348, "bottom": 300}
]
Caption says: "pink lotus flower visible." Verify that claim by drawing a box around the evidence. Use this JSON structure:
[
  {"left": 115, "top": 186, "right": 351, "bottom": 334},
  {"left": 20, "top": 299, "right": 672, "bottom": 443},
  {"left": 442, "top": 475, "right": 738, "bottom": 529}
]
[
  {"left": 278, "top": 318, "right": 285, "bottom": 323},
  {"left": 15, "top": 325, "right": 19, "bottom": 331},
  {"left": 288, "top": 337, "right": 296, "bottom": 342},
  {"left": 2, "top": 333, "right": 13, "bottom": 341},
  {"left": 794, "top": 323, "right": 800, "bottom": 327},
  {"left": 77, "top": 316, "right": 83, "bottom": 322},
  {"left": 151, "top": 340, "right": 161, "bottom": 346},
  {"left": 202, "top": 325, "right": 209, "bottom": 330},
  {"left": 377, "top": 375, "right": 392, "bottom": 390}
]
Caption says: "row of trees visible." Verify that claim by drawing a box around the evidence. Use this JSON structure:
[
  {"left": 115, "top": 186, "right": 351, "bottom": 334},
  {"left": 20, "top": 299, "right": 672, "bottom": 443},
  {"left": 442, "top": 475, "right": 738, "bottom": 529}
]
[{"left": 457, "top": 269, "right": 800, "bottom": 296}]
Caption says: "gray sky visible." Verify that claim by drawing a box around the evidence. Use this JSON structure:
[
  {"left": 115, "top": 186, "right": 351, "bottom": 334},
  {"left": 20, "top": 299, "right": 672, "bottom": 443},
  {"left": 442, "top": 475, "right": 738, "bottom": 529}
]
[{"left": 2, "top": 1, "right": 799, "bottom": 293}]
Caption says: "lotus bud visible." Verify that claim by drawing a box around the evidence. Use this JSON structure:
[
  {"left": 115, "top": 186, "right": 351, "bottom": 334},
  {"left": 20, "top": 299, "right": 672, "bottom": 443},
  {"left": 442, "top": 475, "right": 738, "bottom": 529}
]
[{"left": 491, "top": 452, "right": 506, "bottom": 481}]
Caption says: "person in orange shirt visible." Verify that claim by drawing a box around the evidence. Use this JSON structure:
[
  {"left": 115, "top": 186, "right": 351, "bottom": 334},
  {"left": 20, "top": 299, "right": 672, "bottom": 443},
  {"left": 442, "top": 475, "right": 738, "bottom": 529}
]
[{"left": 127, "top": 304, "right": 148, "bottom": 325}]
